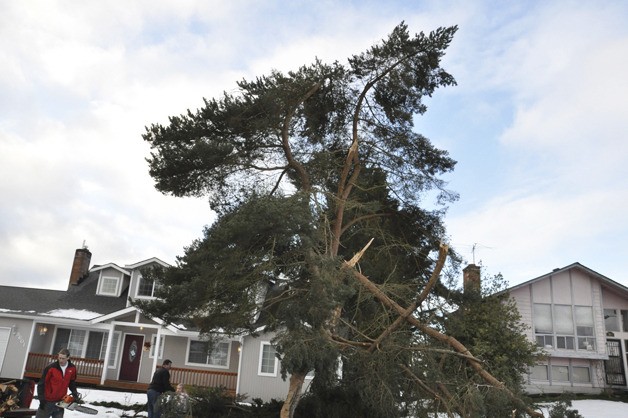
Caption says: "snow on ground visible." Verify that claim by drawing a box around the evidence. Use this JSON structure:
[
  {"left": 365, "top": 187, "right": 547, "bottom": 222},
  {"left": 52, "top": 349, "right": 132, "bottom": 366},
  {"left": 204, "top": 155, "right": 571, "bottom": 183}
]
[
  {"left": 60, "top": 388, "right": 148, "bottom": 417},
  {"left": 51, "top": 388, "right": 628, "bottom": 417},
  {"left": 538, "top": 399, "right": 628, "bottom": 418}
]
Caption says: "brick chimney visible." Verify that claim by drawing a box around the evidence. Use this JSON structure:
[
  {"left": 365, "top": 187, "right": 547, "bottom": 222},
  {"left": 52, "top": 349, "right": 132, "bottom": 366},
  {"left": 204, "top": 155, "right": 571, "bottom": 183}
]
[
  {"left": 69, "top": 247, "right": 92, "bottom": 288},
  {"left": 463, "top": 264, "right": 481, "bottom": 293}
]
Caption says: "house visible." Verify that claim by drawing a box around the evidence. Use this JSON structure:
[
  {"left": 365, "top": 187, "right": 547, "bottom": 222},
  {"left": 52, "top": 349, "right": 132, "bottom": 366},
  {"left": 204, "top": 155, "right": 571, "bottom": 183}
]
[
  {"left": 509, "top": 262, "right": 628, "bottom": 394},
  {"left": 18, "top": 248, "right": 627, "bottom": 401},
  {"left": 0, "top": 247, "right": 243, "bottom": 395}
]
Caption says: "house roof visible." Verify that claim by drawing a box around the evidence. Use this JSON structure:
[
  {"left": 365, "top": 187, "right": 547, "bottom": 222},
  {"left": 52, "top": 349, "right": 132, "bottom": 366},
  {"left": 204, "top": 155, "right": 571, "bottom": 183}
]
[
  {"left": 89, "top": 262, "right": 131, "bottom": 275},
  {"left": 0, "top": 269, "right": 128, "bottom": 320},
  {"left": 124, "top": 257, "right": 170, "bottom": 269},
  {"left": 508, "top": 262, "right": 628, "bottom": 297}
]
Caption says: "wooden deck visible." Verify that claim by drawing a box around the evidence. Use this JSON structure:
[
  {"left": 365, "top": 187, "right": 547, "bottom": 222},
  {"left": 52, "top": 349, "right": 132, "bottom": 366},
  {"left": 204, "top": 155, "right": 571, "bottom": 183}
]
[{"left": 24, "top": 352, "right": 237, "bottom": 394}]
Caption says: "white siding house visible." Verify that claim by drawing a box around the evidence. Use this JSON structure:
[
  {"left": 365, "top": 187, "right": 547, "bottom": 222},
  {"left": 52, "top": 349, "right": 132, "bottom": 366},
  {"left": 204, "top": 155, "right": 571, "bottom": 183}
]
[{"left": 509, "top": 263, "right": 628, "bottom": 394}]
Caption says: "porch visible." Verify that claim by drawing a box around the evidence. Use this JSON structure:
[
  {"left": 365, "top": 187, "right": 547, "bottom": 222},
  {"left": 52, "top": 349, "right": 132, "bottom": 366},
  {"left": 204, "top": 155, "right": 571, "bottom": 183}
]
[{"left": 23, "top": 353, "right": 237, "bottom": 394}]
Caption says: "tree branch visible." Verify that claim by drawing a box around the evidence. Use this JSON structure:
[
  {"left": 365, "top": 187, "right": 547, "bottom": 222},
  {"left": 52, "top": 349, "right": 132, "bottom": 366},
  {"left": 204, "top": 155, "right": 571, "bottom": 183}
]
[
  {"left": 366, "top": 243, "right": 448, "bottom": 353},
  {"left": 346, "top": 258, "right": 543, "bottom": 418},
  {"left": 280, "top": 82, "right": 322, "bottom": 192}
]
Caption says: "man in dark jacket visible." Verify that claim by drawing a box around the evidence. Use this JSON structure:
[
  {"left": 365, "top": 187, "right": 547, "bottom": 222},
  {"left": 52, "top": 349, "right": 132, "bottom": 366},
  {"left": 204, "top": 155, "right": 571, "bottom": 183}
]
[
  {"left": 36, "top": 348, "right": 79, "bottom": 418},
  {"left": 147, "top": 359, "right": 175, "bottom": 418}
]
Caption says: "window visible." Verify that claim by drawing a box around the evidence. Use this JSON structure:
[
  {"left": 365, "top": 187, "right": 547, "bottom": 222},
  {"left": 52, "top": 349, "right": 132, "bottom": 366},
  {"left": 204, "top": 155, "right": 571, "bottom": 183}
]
[
  {"left": 150, "top": 335, "right": 165, "bottom": 359},
  {"left": 533, "top": 303, "right": 596, "bottom": 351},
  {"left": 554, "top": 305, "right": 574, "bottom": 350},
  {"left": 187, "top": 340, "right": 230, "bottom": 368},
  {"left": 536, "top": 335, "right": 554, "bottom": 348},
  {"left": 554, "top": 305, "right": 573, "bottom": 334},
  {"left": 85, "top": 332, "right": 104, "bottom": 359},
  {"left": 107, "top": 332, "right": 121, "bottom": 368},
  {"left": 534, "top": 304, "right": 553, "bottom": 333},
  {"left": 530, "top": 365, "right": 548, "bottom": 380},
  {"left": 551, "top": 365, "right": 570, "bottom": 382},
  {"left": 572, "top": 366, "right": 591, "bottom": 383},
  {"left": 99, "top": 277, "right": 119, "bottom": 296},
  {"left": 54, "top": 329, "right": 87, "bottom": 357},
  {"left": 137, "top": 275, "right": 160, "bottom": 298},
  {"left": 534, "top": 304, "right": 553, "bottom": 348},
  {"left": 575, "top": 306, "right": 596, "bottom": 350},
  {"left": 258, "top": 342, "right": 278, "bottom": 376},
  {"left": 556, "top": 336, "right": 575, "bottom": 349},
  {"left": 622, "top": 310, "right": 628, "bottom": 332},
  {"left": 605, "top": 309, "right": 619, "bottom": 332},
  {"left": 54, "top": 328, "right": 116, "bottom": 362}
]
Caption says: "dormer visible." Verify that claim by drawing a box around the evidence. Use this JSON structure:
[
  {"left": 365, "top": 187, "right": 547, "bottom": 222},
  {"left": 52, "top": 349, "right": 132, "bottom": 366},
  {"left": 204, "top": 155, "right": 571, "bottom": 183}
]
[
  {"left": 125, "top": 257, "right": 171, "bottom": 303},
  {"left": 90, "top": 263, "right": 131, "bottom": 297}
]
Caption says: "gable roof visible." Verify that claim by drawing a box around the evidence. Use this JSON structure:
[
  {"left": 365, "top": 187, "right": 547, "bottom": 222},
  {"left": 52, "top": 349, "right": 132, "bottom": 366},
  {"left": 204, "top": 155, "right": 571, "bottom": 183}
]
[
  {"left": 90, "top": 262, "right": 131, "bottom": 276},
  {"left": 508, "top": 262, "right": 628, "bottom": 297},
  {"left": 0, "top": 269, "right": 128, "bottom": 319},
  {"left": 124, "top": 257, "right": 170, "bottom": 270}
]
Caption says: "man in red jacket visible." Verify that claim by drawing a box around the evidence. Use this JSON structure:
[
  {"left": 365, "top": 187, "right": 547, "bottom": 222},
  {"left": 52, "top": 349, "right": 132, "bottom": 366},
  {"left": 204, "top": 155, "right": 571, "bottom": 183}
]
[{"left": 36, "top": 348, "right": 80, "bottom": 418}]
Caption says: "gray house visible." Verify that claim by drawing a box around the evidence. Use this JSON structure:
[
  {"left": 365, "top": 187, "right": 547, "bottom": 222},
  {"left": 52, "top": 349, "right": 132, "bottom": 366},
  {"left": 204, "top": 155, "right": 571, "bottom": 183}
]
[
  {"left": 509, "top": 262, "right": 628, "bottom": 394},
  {"left": 0, "top": 248, "right": 243, "bottom": 394}
]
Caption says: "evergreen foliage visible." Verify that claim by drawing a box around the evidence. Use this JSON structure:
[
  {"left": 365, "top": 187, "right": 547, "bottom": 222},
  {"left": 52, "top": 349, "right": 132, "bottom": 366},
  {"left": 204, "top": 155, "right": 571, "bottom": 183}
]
[{"left": 136, "top": 22, "right": 542, "bottom": 417}]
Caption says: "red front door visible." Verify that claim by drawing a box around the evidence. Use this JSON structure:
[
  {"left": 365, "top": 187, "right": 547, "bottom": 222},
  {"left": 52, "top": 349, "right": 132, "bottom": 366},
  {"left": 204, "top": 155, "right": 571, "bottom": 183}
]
[{"left": 119, "top": 334, "right": 143, "bottom": 381}]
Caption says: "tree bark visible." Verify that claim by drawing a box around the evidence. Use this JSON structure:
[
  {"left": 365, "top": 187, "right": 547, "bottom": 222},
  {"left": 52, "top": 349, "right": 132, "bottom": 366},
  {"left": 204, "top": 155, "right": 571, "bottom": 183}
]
[{"left": 280, "top": 371, "right": 306, "bottom": 418}]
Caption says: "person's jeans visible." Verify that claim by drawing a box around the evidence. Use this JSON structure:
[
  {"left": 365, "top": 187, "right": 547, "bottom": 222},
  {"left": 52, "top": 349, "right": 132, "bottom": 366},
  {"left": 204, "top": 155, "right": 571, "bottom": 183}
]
[
  {"left": 35, "top": 401, "right": 64, "bottom": 418},
  {"left": 147, "top": 389, "right": 162, "bottom": 418}
]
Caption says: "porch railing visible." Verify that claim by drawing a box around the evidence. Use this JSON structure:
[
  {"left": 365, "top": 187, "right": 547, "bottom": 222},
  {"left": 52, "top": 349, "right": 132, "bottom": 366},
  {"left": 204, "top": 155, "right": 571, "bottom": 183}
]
[
  {"left": 24, "top": 352, "right": 103, "bottom": 384},
  {"left": 167, "top": 366, "right": 237, "bottom": 392},
  {"left": 24, "top": 353, "right": 237, "bottom": 393}
]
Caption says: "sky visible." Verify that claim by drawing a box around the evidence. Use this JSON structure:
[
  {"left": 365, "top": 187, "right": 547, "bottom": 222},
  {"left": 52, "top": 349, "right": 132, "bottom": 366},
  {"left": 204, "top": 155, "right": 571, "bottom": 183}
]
[{"left": 1, "top": 0, "right": 627, "bottom": 290}]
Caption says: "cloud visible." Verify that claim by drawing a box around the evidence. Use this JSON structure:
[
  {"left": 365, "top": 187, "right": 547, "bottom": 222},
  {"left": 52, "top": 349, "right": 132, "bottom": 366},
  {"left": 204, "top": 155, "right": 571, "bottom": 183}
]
[
  {"left": 1, "top": 0, "right": 627, "bottom": 291},
  {"left": 443, "top": 1, "right": 628, "bottom": 285}
]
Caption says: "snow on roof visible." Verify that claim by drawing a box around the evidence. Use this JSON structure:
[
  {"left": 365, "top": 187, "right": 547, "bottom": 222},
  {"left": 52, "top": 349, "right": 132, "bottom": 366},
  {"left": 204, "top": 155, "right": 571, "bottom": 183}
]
[{"left": 42, "top": 309, "right": 102, "bottom": 320}]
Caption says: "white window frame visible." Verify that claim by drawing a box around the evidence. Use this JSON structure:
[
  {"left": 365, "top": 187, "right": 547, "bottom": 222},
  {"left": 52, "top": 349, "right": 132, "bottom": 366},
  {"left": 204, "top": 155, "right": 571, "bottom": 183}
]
[
  {"left": 150, "top": 334, "right": 165, "bottom": 359},
  {"left": 62, "top": 329, "right": 87, "bottom": 357},
  {"left": 185, "top": 339, "right": 231, "bottom": 369},
  {"left": 575, "top": 306, "right": 596, "bottom": 351},
  {"left": 572, "top": 366, "right": 591, "bottom": 383},
  {"left": 107, "top": 331, "right": 122, "bottom": 369},
  {"left": 529, "top": 365, "right": 548, "bottom": 381},
  {"left": 551, "top": 365, "right": 570, "bottom": 382},
  {"left": 54, "top": 328, "right": 114, "bottom": 361},
  {"left": 605, "top": 309, "right": 619, "bottom": 332},
  {"left": 258, "top": 341, "right": 278, "bottom": 377},
  {"left": 534, "top": 303, "right": 597, "bottom": 352},
  {"left": 135, "top": 274, "right": 160, "bottom": 299},
  {"left": 98, "top": 276, "right": 120, "bottom": 296}
]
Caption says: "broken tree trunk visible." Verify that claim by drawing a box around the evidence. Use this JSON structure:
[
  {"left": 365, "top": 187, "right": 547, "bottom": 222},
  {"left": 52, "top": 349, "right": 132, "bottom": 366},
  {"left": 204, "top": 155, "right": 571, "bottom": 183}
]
[
  {"left": 280, "top": 371, "right": 306, "bottom": 418},
  {"left": 345, "top": 247, "right": 543, "bottom": 418}
]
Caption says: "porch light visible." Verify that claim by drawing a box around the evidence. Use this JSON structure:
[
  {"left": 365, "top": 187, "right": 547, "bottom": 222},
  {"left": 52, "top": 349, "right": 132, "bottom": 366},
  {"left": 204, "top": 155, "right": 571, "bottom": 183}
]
[{"left": 38, "top": 325, "right": 48, "bottom": 336}]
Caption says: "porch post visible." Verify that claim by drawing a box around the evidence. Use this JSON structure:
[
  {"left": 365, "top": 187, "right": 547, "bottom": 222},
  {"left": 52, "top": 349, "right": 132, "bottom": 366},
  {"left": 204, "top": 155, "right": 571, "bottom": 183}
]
[
  {"left": 151, "top": 328, "right": 162, "bottom": 375},
  {"left": 101, "top": 323, "right": 115, "bottom": 385}
]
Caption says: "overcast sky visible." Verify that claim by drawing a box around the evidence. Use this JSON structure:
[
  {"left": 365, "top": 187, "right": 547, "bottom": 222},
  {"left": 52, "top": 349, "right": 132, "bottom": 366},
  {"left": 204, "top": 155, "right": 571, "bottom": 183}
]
[{"left": 1, "top": 0, "right": 627, "bottom": 290}]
